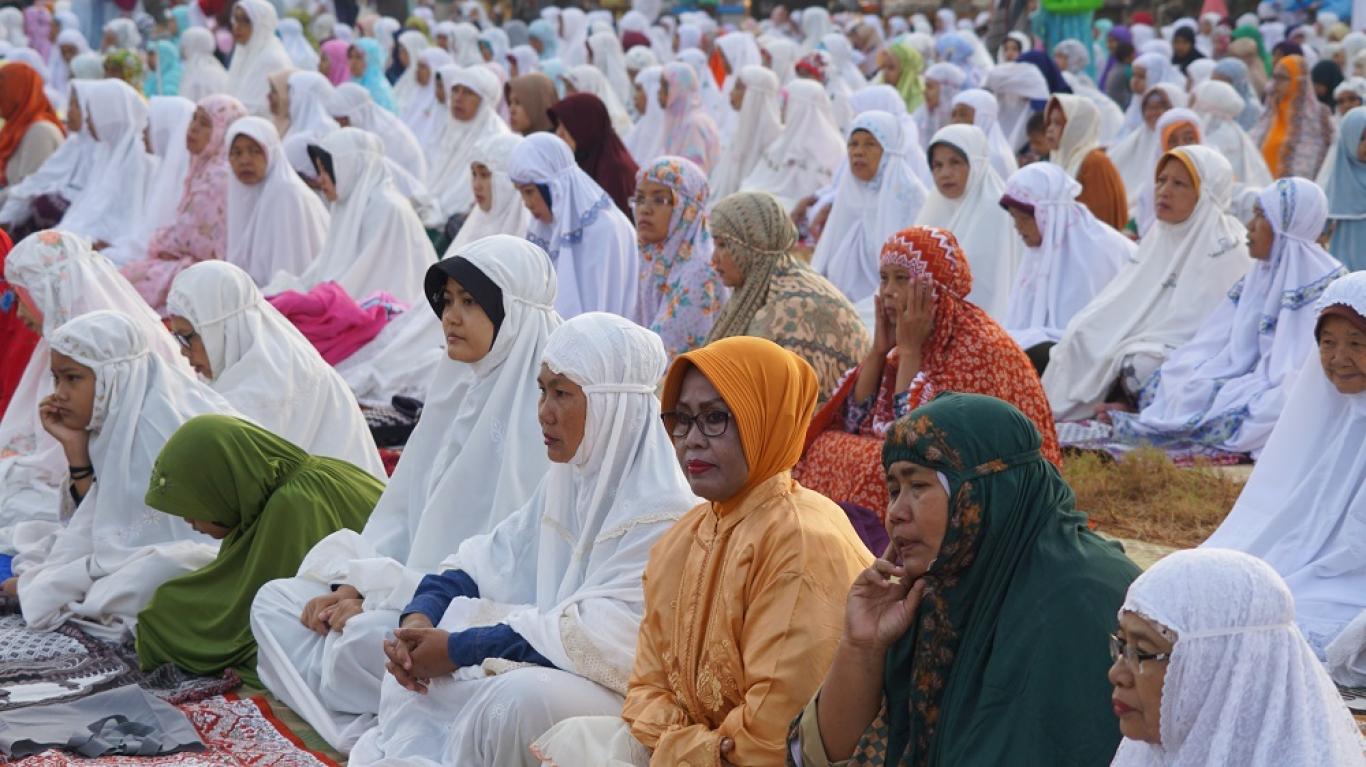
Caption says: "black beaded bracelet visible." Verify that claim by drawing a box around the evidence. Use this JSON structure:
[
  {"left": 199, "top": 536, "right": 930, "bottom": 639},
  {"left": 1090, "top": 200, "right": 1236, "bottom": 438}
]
[{"left": 69, "top": 465, "right": 94, "bottom": 480}]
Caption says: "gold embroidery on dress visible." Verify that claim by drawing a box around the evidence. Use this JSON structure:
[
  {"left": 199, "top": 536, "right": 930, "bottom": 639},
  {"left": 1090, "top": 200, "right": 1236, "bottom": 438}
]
[{"left": 695, "top": 639, "right": 741, "bottom": 714}]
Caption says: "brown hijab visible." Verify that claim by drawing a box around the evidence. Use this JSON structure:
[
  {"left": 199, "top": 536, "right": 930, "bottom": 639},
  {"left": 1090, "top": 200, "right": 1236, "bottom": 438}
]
[{"left": 506, "top": 73, "right": 558, "bottom": 135}]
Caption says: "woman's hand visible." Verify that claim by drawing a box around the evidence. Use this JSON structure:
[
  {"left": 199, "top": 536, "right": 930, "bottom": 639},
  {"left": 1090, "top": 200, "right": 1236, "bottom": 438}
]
[
  {"left": 1, "top": 577, "right": 17, "bottom": 598},
  {"left": 844, "top": 543, "right": 927, "bottom": 652},
  {"left": 871, "top": 295, "right": 896, "bottom": 358},
  {"left": 894, "top": 275, "right": 935, "bottom": 357},
  {"left": 790, "top": 194, "right": 818, "bottom": 226},
  {"left": 301, "top": 588, "right": 351, "bottom": 634},
  {"left": 383, "top": 630, "right": 428, "bottom": 694},
  {"left": 319, "top": 598, "right": 364, "bottom": 633},
  {"left": 391, "top": 627, "right": 456, "bottom": 681},
  {"left": 38, "top": 395, "right": 88, "bottom": 456}
]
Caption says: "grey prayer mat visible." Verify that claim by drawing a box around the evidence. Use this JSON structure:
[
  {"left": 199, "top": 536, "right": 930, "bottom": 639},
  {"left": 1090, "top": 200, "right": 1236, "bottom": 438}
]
[{"left": 0, "top": 684, "right": 203, "bottom": 758}]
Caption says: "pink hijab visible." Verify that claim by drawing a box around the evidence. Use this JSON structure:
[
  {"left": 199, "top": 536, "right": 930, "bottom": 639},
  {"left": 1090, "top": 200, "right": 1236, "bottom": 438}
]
[{"left": 321, "top": 39, "right": 350, "bottom": 85}]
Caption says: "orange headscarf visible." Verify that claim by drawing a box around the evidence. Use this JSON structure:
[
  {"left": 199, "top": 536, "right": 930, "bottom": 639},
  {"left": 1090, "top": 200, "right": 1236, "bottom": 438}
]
[
  {"left": 0, "top": 62, "right": 65, "bottom": 185},
  {"left": 662, "top": 336, "right": 819, "bottom": 515},
  {"left": 1259, "top": 54, "right": 1303, "bottom": 177}
]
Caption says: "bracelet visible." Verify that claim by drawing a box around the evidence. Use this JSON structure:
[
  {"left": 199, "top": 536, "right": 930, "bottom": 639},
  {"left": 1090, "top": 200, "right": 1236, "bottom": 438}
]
[{"left": 69, "top": 465, "right": 94, "bottom": 480}]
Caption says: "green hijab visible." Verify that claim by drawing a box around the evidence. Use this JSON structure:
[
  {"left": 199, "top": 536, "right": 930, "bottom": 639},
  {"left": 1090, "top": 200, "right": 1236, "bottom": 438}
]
[
  {"left": 135, "top": 415, "right": 383, "bottom": 686},
  {"left": 1232, "top": 25, "right": 1273, "bottom": 75},
  {"left": 886, "top": 40, "right": 926, "bottom": 113},
  {"left": 879, "top": 393, "right": 1138, "bottom": 766}
]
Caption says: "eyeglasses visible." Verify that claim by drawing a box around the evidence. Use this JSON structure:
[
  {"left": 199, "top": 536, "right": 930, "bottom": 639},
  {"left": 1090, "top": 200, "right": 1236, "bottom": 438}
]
[
  {"left": 1109, "top": 633, "right": 1171, "bottom": 673},
  {"left": 172, "top": 329, "right": 198, "bottom": 350},
  {"left": 661, "top": 409, "right": 731, "bottom": 439},
  {"left": 631, "top": 192, "right": 674, "bottom": 211}
]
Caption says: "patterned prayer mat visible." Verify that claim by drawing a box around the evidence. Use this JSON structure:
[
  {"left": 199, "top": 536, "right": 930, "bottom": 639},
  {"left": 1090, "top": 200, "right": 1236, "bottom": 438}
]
[
  {"left": 1056, "top": 419, "right": 1250, "bottom": 467},
  {"left": 4, "top": 694, "right": 338, "bottom": 766}
]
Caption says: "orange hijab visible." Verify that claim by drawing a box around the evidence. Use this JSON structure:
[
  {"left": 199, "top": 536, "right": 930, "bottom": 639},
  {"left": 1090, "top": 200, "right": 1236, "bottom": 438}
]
[
  {"left": 1259, "top": 54, "right": 1303, "bottom": 177},
  {"left": 0, "top": 62, "right": 65, "bottom": 185},
  {"left": 661, "top": 336, "right": 819, "bottom": 516}
]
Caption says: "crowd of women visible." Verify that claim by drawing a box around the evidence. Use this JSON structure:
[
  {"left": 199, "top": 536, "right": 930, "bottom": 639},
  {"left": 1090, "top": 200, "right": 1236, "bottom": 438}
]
[{"left": 0, "top": 0, "right": 1365, "bottom": 763}]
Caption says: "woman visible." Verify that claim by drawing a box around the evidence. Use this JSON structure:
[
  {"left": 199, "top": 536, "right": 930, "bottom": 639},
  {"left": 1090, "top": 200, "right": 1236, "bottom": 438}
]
[
  {"left": 1044, "top": 94, "right": 1127, "bottom": 229},
  {"left": 1201, "top": 271, "right": 1366, "bottom": 657},
  {"left": 1212, "top": 57, "right": 1264, "bottom": 130},
  {"left": 1106, "top": 83, "right": 1186, "bottom": 205},
  {"left": 143, "top": 39, "right": 183, "bottom": 97},
  {"left": 121, "top": 96, "right": 248, "bottom": 313},
  {"left": 399, "top": 48, "right": 451, "bottom": 149},
  {"left": 914, "top": 125, "right": 1019, "bottom": 319},
  {"left": 425, "top": 64, "right": 510, "bottom": 236},
  {"left": 982, "top": 61, "right": 1050, "bottom": 151},
  {"left": 166, "top": 260, "right": 385, "bottom": 477},
  {"left": 179, "top": 27, "right": 230, "bottom": 102},
  {"left": 1043, "top": 147, "right": 1252, "bottom": 422},
  {"left": 533, "top": 336, "right": 873, "bottom": 766},
  {"left": 792, "top": 393, "right": 1139, "bottom": 766},
  {"left": 656, "top": 61, "right": 721, "bottom": 175},
  {"left": 1108, "top": 178, "right": 1346, "bottom": 458},
  {"left": 225, "top": 0, "right": 293, "bottom": 117},
  {"left": 1131, "top": 109, "right": 1204, "bottom": 237},
  {"left": 1191, "top": 80, "right": 1275, "bottom": 191},
  {"left": 708, "top": 65, "right": 781, "bottom": 201},
  {"left": 741, "top": 79, "right": 842, "bottom": 213},
  {"left": 3, "top": 308, "right": 231, "bottom": 637},
  {"left": 548, "top": 93, "right": 638, "bottom": 218},
  {"left": 875, "top": 41, "right": 924, "bottom": 113},
  {"left": 1107, "top": 548, "right": 1365, "bottom": 766},
  {"left": 391, "top": 30, "right": 430, "bottom": 113},
  {"left": 1001, "top": 162, "right": 1132, "bottom": 370},
  {"left": 266, "top": 128, "right": 433, "bottom": 306},
  {"left": 915, "top": 62, "right": 965, "bottom": 148},
  {"left": 225, "top": 116, "right": 329, "bottom": 287},
  {"left": 1253, "top": 54, "right": 1335, "bottom": 178},
  {"left": 320, "top": 39, "right": 351, "bottom": 85},
  {"left": 278, "top": 16, "right": 318, "bottom": 71},
  {"left": 349, "top": 38, "right": 397, "bottom": 112},
  {"left": 563, "top": 65, "right": 634, "bottom": 137},
  {"left": 507, "top": 133, "right": 637, "bottom": 319},
  {"left": 1171, "top": 25, "right": 1205, "bottom": 74},
  {"left": 326, "top": 82, "right": 426, "bottom": 188},
  {"left": 507, "top": 72, "right": 558, "bottom": 134},
  {"left": 947, "top": 89, "right": 1018, "bottom": 183},
  {"left": 351, "top": 313, "right": 697, "bottom": 766},
  {"left": 812, "top": 112, "right": 927, "bottom": 305},
  {"left": 634, "top": 156, "right": 724, "bottom": 358},
  {"left": 250, "top": 236, "right": 558, "bottom": 752},
  {"left": 283, "top": 71, "right": 339, "bottom": 144},
  {"left": 136, "top": 415, "right": 381, "bottom": 686},
  {"left": 797, "top": 226, "right": 1061, "bottom": 521},
  {"left": 706, "top": 190, "right": 869, "bottom": 400},
  {"left": 0, "top": 63, "right": 63, "bottom": 192},
  {"left": 137, "top": 97, "right": 198, "bottom": 248},
  {"left": 1327, "top": 107, "right": 1366, "bottom": 269}
]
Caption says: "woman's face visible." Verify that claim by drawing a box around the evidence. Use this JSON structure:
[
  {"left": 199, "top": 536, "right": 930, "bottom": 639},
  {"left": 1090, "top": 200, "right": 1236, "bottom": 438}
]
[
  {"left": 930, "top": 144, "right": 969, "bottom": 199},
  {"left": 509, "top": 92, "right": 532, "bottom": 133},
  {"left": 656, "top": 78, "right": 670, "bottom": 109},
  {"left": 949, "top": 102, "right": 974, "bottom": 125},
  {"left": 439, "top": 276, "right": 496, "bottom": 362},
  {"left": 1142, "top": 91, "right": 1169, "bottom": 129},
  {"left": 60, "top": 42, "right": 78, "bottom": 62},
  {"left": 669, "top": 367, "right": 749, "bottom": 502},
  {"left": 923, "top": 78, "right": 940, "bottom": 109},
  {"left": 1246, "top": 204, "right": 1275, "bottom": 260},
  {"left": 554, "top": 121, "right": 577, "bottom": 151},
  {"left": 516, "top": 182, "right": 553, "bottom": 222},
  {"left": 1044, "top": 105, "right": 1066, "bottom": 150},
  {"left": 450, "top": 84, "right": 482, "bottom": 120},
  {"left": 188, "top": 518, "right": 233, "bottom": 539},
  {"left": 1337, "top": 90, "right": 1363, "bottom": 114},
  {"left": 1053, "top": 51, "right": 1069, "bottom": 73},
  {"left": 268, "top": 80, "right": 288, "bottom": 120},
  {"left": 1153, "top": 157, "right": 1198, "bottom": 224},
  {"left": 65, "top": 88, "right": 82, "bottom": 132},
  {"left": 1130, "top": 65, "right": 1149, "bottom": 96},
  {"left": 634, "top": 180, "right": 675, "bottom": 244},
  {"left": 231, "top": 6, "right": 252, "bottom": 45},
  {"left": 470, "top": 161, "right": 493, "bottom": 212},
  {"left": 634, "top": 82, "right": 648, "bottom": 114},
  {"left": 167, "top": 315, "right": 213, "bottom": 380},
  {"left": 348, "top": 45, "right": 367, "bottom": 78},
  {"left": 1164, "top": 123, "right": 1199, "bottom": 150},
  {"left": 1002, "top": 38, "right": 1021, "bottom": 61},
  {"left": 1107, "top": 612, "right": 1171, "bottom": 745},
  {"left": 529, "top": 35, "right": 544, "bottom": 55},
  {"left": 416, "top": 61, "right": 431, "bottom": 86},
  {"left": 710, "top": 238, "right": 744, "bottom": 288},
  {"left": 883, "top": 461, "right": 949, "bottom": 579},
  {"left": 48, "top": 350, "right": 95, "bottom": 431},
  {"left": 1270, "top": 62, "right": 1292, "bottom": 101},
  {"left": 399, "top": 45, "right": 411, "bottom": 70},
  {"left": 878, "top": 49, "right": 901, "bottom": 84},
  {"left": 314, "top": 157, "right": 338, "bottom": 201},
  {"left": 1008, "top": 206, "right": 1043, "bottom": 247},
  {"left": 1172, "top": 36, "right": 1192, "bottom": 57},
  {"left": 1318, "top": 315, "right": 1366, "bottom": 394},
  {"left": 729, "top": 78, "right": 746, "bottom": 111},
  {"left": 847, "top": 129, "right": 884, "bottom": 183},
  {"left": 536, "top": 363, "right": 588, "bottom": 463},
  {"left": 229, "top": 134, "right": 269, "bottom": 185}
]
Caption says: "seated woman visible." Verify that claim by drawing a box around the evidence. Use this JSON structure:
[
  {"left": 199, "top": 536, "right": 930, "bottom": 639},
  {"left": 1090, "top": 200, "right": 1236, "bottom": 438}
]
[
  {"left": 1105, "top": 83, "right": 1187, "bottom": 205},
  {"left": 547, "top": 92, "right": 638, "bottom": 218},
  {"left": 225, "top": 116, "right": 329, "bottom": 287},
  {"left": 1202, "top": 271, "right": 1366, "bottom": 658},
  {"left": 796, "top": 226, "right": 1061, "bottom": 522},
  {"left": 532, "top": 336, "right": 873, "bottom": 766},
  {"left": 3, "top": 308, "right": 232, "bottom": 638},
  {"left": 1044, "top": 94, "right": 1128, "bottom": 229},
  {"left": 947, "top": 89, "right": 1017, "bottom": 182},
  {"left": 913, "top": 124, "right": 1019, "bottom": 320},
  {"left": 0, "top": 62, "right": 65, "bottom": 191},
  {"left": 709, "top": 65, "right": 781, "bottom": 200},
  {"left": 326, "top": 82, "right": 426, "bottom": 185},
  {"left": 1131, "top": 109, "right": 1204, "bottom": 237},
  {"left": 656, "top": 61, "right": 722, "bottom": 174},
  {"left": 507, "top": 133, "right": 638, "bottom": 319},
  {"left": 0, "top": 81, "right": 93, "bottom": 239},
  {"left": 633, "top": 156, "right": 724, "bottom": 358},
  {"left": 1191, "top": 80, "right": 1274, "bottom": 192},
  {"left": 1107, "top": 178, "right": 1346, "bottom": 457},
  {"left": 706, "top": 190, "right": 868, "bottom": 401},
  {"left": 348, "top": 38, "right": 397, "bottom": 113},
  {"left": 740, "top": 78, "right": 842, "bottom": 211},
  {"left": 506, "top": 72, "right": 559, "bottom": 135},
  {"left": 1326, "top": 107, "right": 1366, "bottom": 270},
  {"left": 121, "top": 95, "right": 248, "bottom": 313},
  {"left": 224, "top": 0, "right": 292, "bottom": 117},
  {"left": 166, "top": 261, "right": 386, "bottom": 478},
  {"left": 811, "top": 111, "right": 927, "bottom": 305},
  {"left": 426, "top": 65, "right": 510, "bottom": 240},
  {"left": 791, "top": 393, "right": 1139, "bottom": 766},
  {"left": 1108, "top": 549, "right": 1365, "bottom": 766},
  {"left": 350, "top": 312, "right": 697, "bottom": 765},
  {"left": 1000, "top": 162, "right": 1133, "bottom": 372},
  {"left": 265, "top": 127, "right": 435, "bottom": 306},
  {"left": 250, "top": 235, "right": 558, "bottom": 752},
  {"left": 136, "top": 415, "right": 382, "bottom": 685},
  {"left": 563, "top": 64, "right": 635, "bottom": 138},
  {"left": 1043, "top": 147, "right": 1252, "bottom": 422},
  {"left": 399, "top": 48, "right": 452, "bottom": 150},
  {"left": 1253, "top": 54, "right": 1335, "bottom": 180},
  {"left": 282, "top": 71, "right": 339, "bottom": 145}
]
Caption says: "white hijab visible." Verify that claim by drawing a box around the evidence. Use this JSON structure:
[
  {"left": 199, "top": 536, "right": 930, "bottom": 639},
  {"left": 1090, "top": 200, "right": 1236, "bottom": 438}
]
[
  {"left": 741, "top": 79, "right": 844, "bottom": 210},
  {"left": 278, "top": 16, "right": 319, "bottom": 71},
  {"left": 266, "top": 127, "right": 433, "bottom": 305},
  {"left": 625, "top": 65, "right": 666, "bottom": 165},
  {"left": 284, "top": 71, "right": 339, "bottom": 144},
  {"left": 565, "top": 64, "right": 634, "bottom": 135},
  {"left": 225, "top": 0, "right": 293, "bottom": 117},
  {"left": 441, "top": 313, "right": 696, "bottom": 689},
  {"left": 166, "top": 260, "right": 386, "bottom": 478},
  {"left": 708, "top": 65, "right": 782, "bottom": 201},
  {"left": 508, "top": 133, "right": 639, "bottom": 320},
  {"left": 400, "top": 48, "right": 451, "bottom": 150},
  {"left": 1109, "top": 549, "right": 1366, "bottom": 767},
  {"left": 392, "top": 31, "right": 431, "bottom": 113},
  {"left": 179, "top": 27, "right": 230, "bottom": 103},
  {"left": 812, "top": 111, "right": 927, "bottom": 304},
  {"left": 915, "top": 124, "right": 1019, "bottom": 319},
  {"left": 427, "top": 64, "right": 509, "bottom": 223},
  {"left": 950, "top": 88, "right": 1019, "bottom": 181},
  {"left": 137, "top": 96, "right": 198, "bottom": 245},
  {"left": 14, "top": 310, "right": 231, "bottom": 637},
  {"left": 1048, "top": 93, "right": 1103, "bottom": 177},
  {"left": 916, "top": 62, "right": 965, "bottom": 150},
  {"left": 296, "top": 235, "right": 560, "bottom": 609},
  {"left": 453, "top": 133, "right": 531, "bottom": 249},
  {"left": 982, "top": 62, "right": 1048, "bottom": 149},
  {"left": 1002, "top": 162, "right": 1133, "bottom": 350},
  {"left": 1191, "top": 80, "right": 1274, "bottom": 189},
  {"left": 1122, "top": 53, "right": 1187, "bottom": 134},
  {"left": 225, "top": 116, "right": 329, "bottom": 286},
  {"left": 326, "top": 82, "right": 428, "bottom": 186},
  {"left": 1107, "top": 83, "right": 1188, "bottom": 205},
  {"left": 1043, "top": 146, "right": 1253, "bottom": 421},
  {"left": 1133, "top": 108, "right": 1205, "bottom": 237},
  {"left": 0, "top": 84, "right": 95, "bottom": 228},
  {"left": 588, "top": 30, "right": 633, "bottom": 107}
]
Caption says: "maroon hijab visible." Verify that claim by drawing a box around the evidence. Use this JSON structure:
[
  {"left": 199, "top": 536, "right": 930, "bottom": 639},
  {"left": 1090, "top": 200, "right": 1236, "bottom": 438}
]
[{"left": 547, "top": 93, "right": 638, "bottom": 218}]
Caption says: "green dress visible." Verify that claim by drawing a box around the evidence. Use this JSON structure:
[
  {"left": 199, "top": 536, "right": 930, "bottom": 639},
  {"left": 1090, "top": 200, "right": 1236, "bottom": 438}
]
[{"left": 135, "top": 415, "right": 383, "bottom": 687}]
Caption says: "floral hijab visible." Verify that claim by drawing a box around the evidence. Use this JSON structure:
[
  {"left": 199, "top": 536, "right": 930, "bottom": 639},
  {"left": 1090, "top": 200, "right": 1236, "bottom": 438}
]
[{"left": 147, "top": 95, "right": 248, "bottom": 262}]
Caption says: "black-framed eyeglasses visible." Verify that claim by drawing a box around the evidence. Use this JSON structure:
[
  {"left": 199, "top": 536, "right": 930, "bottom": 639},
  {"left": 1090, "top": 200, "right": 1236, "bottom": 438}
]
[
  {"left": 172, "top": 329, "right": 198, "bottom": 350},
  {"left": 661, "top": 409, "right": 731, "bottom": 439},
  {"left": 1109, "top": 633, "right": 1171, "bottom": 673}
]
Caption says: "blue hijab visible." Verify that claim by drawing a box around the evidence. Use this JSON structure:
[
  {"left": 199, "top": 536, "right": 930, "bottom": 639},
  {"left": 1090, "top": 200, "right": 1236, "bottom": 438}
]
[
  {"left": 351, "top": 38, "right": 396, "bottom": 112},
  {"left": 1327, "top": 108, "right": 1366, "bottom": 270},
  {"left": 1213, "top": 58, "right": 1264, "bottom": 131},
  {"left": 143, "top": 38, "right": 183, "bottom": 96},
  {"left": 1020, "top": 49, "right": 1072, "bottom": 94},
  {"left": 528, "top": 19, "right": 559, "bottom": 60}
]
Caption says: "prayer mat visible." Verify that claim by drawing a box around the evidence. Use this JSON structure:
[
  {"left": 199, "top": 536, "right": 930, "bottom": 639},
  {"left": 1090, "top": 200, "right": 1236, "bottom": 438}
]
[
  {"left": 5, "top": 694, "right": 339, "bottom": 767},
  {"left": 1056, "top": 419, "right": 1251, "bottom": 467},
  {"left": 0, "top": 616, "right": 239, "bottom": 713}
]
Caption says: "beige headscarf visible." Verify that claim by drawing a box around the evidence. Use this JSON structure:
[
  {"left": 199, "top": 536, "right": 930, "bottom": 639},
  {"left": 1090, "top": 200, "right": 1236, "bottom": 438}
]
[
  {"left": 706, "top": 191, "right": 801, "bottom": 342},
  {"left": 507, "top": 72, "right": 558, "bottom": 134}
]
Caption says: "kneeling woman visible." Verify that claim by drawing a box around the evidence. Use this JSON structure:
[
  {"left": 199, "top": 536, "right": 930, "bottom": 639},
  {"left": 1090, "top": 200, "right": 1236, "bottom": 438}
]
[
  {"left": 791, "top": 393, "right": 1139, "bottom": 766},
  {"left": 136, "top": 415, "right": 383, "bottom": 685}
]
